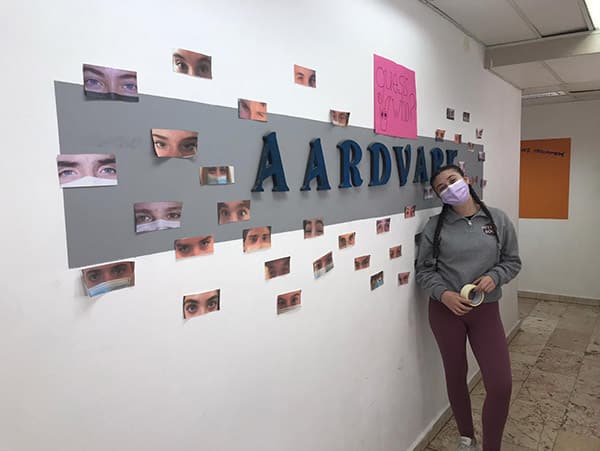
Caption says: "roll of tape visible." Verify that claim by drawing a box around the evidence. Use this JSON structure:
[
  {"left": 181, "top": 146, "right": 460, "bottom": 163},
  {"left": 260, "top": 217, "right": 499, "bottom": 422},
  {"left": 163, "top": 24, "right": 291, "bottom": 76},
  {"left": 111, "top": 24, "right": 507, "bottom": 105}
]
[{"left": 460, "top": 284, "right": 484, "bottom": 306}]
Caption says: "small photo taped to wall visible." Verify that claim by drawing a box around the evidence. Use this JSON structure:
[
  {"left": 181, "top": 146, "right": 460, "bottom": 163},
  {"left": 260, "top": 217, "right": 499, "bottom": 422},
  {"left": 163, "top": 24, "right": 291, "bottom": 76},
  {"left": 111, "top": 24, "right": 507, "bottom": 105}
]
[
  {"left": 476, "top": 128, "right": 484, "bottom": 139},
  {"left": 467, "top": 142, "right": 475, "bottom": 152},
  {"left": 83, "top": 63, "right": 139, "bottom": 102},
  {"left": 478, "top": 151, "right": 486, "bottom": 162},
  {"left": 446, "top": 108, "right": 455, "bottom": 120},
  {"left": 376, "top": 217, "right": 391, "bottom": 234},
  {"left": 454, "top": 134, "right": 462, "bottom": 144},
  {"left": 330, "top": 110, "right": 350, "bottom": 127},
  {"left": 57, "top": 153, "right": 118, "bottom": 188},
  {"left": 265, "top": 257, "right": 290, "bottom": 280},
  {"left": 303, "top": 218, "right": 324, "bottom": 239},
  {"left": 200, "top": 166, "right": 235, "bottom": 185},
  {"left": 174, "top": 235, "right": 214, "bottom": 260},
  {"left": 172, "top": 48, "right": 212, "bottom": 79},
  {"left": 243, "top": 226, "right": 272, "bottom": 253},
  {"left": 134, "top": 202, "right": 182, "bottom": 234},
  {"left": 370, "top": 271, "right": 384, "bottom": 290},
  {"left": 458, "top": 161, "right": 466, "bottom": 172},
  {"left": 463, "top": 111, "right": 471, "bottom": 122},
  {"left": 277, "top": 289, "right": 301, "bottom": 314},
  {"left": 354, "top": 255, "right": 371, "bottom": 271},
  {"left": 313, "top": 251, "right": 334, "bottom": 279},
  {"left": 183, "top": 289, "right": 220, "bottom": 320},
  {"left": 217, "top": 200, "right": 250, "bottom": 225},
  {"left": 238, "top": 99, "right": 267, "bottom": 122},
  {"left": 398, "top": 272, "right": 410, "bottom": 285},
  {"left": 338, "top": 232, "right": 356, "bottom": 250},
  {"left": 294, "top": 64, "right": 316, "bottom": 88},
  {"left": 151, "top": 129, "right": 198, "bottom": 158},
  {"left": 81, "top": 261, "right": 135, "bottom": 298},
  {"left": 404, "top": 205, "right": 416, "bottom": 219},
  {"left": 424, "top": 186, "right": 434, "bottom": 200},
  {"left": 435, "top": 129, "right": 446, "bottom": 141},
  {"left": 389, "top": 245, "right": 402, "bottom": 260}
]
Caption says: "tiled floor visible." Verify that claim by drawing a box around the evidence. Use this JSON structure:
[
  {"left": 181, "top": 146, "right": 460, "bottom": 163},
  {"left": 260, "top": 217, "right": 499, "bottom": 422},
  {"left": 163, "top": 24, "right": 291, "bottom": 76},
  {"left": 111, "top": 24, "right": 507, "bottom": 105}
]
[{"left": 425, "top": 297, "right": 600, "bottom": 451}]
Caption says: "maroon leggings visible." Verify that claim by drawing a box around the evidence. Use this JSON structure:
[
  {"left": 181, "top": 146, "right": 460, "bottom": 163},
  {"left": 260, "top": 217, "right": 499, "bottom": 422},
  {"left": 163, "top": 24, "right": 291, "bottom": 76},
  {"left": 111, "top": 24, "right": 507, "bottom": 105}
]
[{"left": 429, "top": 299, "right": 512, "bottom": 451}]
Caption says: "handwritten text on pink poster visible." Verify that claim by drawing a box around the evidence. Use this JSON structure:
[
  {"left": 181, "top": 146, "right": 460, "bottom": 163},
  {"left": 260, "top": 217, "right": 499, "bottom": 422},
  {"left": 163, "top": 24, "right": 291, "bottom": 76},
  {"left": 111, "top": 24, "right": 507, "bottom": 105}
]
[{"left": 374, "top": 55, "right": 417, "bottom": 139}]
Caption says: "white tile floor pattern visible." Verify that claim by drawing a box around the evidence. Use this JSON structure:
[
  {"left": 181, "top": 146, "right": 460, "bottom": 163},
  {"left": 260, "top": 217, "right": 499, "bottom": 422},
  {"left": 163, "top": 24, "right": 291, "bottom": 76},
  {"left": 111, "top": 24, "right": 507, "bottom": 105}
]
[{"left": 425, "top": 298, "right": 600, "bottom": 451}]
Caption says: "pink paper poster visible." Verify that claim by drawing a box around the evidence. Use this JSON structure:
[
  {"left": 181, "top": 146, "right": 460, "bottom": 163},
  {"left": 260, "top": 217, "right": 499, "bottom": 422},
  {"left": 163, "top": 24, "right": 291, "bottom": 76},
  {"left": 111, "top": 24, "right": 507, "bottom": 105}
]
[{"left": 374, "top": 54, "right": 417, "bottom": 139}]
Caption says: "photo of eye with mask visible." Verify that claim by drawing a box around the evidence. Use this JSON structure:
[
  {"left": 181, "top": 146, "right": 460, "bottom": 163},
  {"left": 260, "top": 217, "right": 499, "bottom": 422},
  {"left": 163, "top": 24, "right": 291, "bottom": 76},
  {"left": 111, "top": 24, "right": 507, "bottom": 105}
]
[
  {"left": 265, "top": 257, "right": 290, "bottom": 280},
  {"left": 151, "top": 129, "right": 198, "bottom": 158},
  {"left": 199, "top": 166, "right": 235, "bottom": 185},
  {"left": 338, "top": 232, "right": 356, "bottom": 250},
  {"left": 83, "top": 64, "right": 138, "bottom": 102},
  {"left": 81, "top": 261, "right": 135, "bottom": 298},
  {"left": 370, "top": 271, "right": 384, "bottom": 290},
  {"left": 57, "top": 153, "right": 118, "bottom": 188},
  {"left": 277, "top": 289, "right": 301, "bottom": 314},
  {"left": 376, "top": 218, "right": 391, "bottom": 234},
  {"left": 174, "top": 235, "right": 214, "bottom": 259},
  {"left": 134, "top": 202, "right": 183, "bottom": 234},
  {"left": 313, "top": 251, "right": 334, "bottom": 279},
  {"left": 354, "top": 255, "right": 370, "bottom": 271},
  {"left": 330, "top": 110, "right": 350, "bottom": 127},
  {"left": 172, "top": 48, "right": 212, "bottom": 79},
  {"left": 183, "top": 289, "right": 220, "bottom": 320}
]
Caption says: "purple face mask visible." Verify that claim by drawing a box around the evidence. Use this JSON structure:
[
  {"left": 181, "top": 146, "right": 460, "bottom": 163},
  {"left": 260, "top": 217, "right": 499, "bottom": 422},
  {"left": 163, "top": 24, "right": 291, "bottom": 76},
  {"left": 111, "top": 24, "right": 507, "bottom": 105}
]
[{"left": 440, "top": 179, "right": 470, "bottom": 205}]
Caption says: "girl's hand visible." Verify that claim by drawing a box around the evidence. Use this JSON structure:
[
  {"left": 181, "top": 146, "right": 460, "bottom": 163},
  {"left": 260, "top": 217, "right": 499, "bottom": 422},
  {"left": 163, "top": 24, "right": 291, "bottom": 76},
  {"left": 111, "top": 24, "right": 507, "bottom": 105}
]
[
  {"left": 473, "top": 275, "right": 496, "bottom": 293},
  {"left": 441, "top": 291, "right": 473, "bottom": 316}
]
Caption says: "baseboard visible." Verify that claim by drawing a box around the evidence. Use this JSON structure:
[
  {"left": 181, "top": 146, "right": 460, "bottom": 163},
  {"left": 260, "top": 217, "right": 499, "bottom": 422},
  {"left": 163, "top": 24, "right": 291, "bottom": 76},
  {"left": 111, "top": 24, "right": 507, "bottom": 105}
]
[
  {"left": 408, "top": 318, "right": 522, "bottom": 451},
  {"left": 518, "top": 290, "right": 600, "bottom": 306}
]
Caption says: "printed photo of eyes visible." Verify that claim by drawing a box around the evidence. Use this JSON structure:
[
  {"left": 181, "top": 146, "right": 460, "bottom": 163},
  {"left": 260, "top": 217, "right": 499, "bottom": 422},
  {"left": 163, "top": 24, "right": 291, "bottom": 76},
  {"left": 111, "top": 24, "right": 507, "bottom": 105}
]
[
  {"left": 294, "top": 64, "right": 316, "bottom": 88},
  {"left": 454, "top": 134, "right": 462, "bottom": 144},
  {"left": 338, "top": 232, "right": 356, "bottom": 250},
  {"left": 217, "top": 200, "right": 250, "bottom": 225},
  {"left": 481, "top": 179, "right": 488, "bottom": 188},
  {"left": 200, "top": 166, "right": 235, "bottom": 185},
  {"left": 458, "top": 161, "right": 466, "bottom": 172},
  {"left": 81, "top": 261, "right": 135, "bottom": 298},
  {"left": 478, "top": 151, "right": 486, "bottom": 162},
  {"left": 435, "top": 129, "right": 446, "bottom": 141},
  {"left": 183, "top": 289, "right": 220, "bottom": 320},
  {"left": 404, "top": 205, "right": 416, "bottom": 219},
  {"left": 467, "top": 142, "right": 475, "bottom": 152},
  {"left": 463, "top": 111, "right": 471, "bottom": 123},
  {"left": 174, "top": 235, "right": 214, "bottom": 260},
  {"left": 57, "top": 153, "right": 117, "bottom": 188},
  {"left": 476, "top": 128, "right": 484, "bottom": 139},
  {"left": 134, "top": 202, "right": 183, "bottom": 234},
  {"left": 151, "top": 129, "right": 198, "bottom": 158},
  {"left": 389, "top": 245, "right": 402, "bottom": 259},
  {"left": 172, "top": 48, "right": 212, "bottom": 79},
  {"left": 243, "top": 226, "right": 271, "bottom": 253},
  {"left": 376, "top": 218, "right": 390, "bottom": 234},
  {"left": 238, "top": 99, "right": 267, "bottom": 122},
  {"left": 370, "top": 271, "right": 384, "bottom": 290},
  {"left": 424, "top": 186, "right": 434, "bottom": 200},
  {"left": 330, "top": 110, "right": 350, "bottom": 127},
  {"left": 398, "top": 272, "right": 410, "bottom": 285},
  {"left": 82, "top": 64, "right": 138, "bottom": 102},
  {"left": 303, "top": 218, "right": 324, "bottom": 239},
  {"left": 277, "top": 289, "right": 301, "bottom": 314},
  {"left": 446, "top": 108, "right": 455, "bottom": 120},
  {"left": 313, "top": 251, "right": 333, "bottom": 279},
  {"left": 354, "top": 255, "right": 371, "bottom": 271},
  {"left": 265, "top": 257, "right": 291, "bottom": 280}
]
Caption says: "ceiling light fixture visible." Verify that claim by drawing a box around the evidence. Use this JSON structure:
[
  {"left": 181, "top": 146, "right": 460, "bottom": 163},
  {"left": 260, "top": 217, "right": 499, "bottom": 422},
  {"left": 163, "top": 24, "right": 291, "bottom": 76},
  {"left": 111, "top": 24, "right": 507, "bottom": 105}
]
[
  {"left": 585, "top": 0, "right": 600, "bottom": 29},
  {"left": 522, "top": 91, "right": 567, "bottom": 100}
]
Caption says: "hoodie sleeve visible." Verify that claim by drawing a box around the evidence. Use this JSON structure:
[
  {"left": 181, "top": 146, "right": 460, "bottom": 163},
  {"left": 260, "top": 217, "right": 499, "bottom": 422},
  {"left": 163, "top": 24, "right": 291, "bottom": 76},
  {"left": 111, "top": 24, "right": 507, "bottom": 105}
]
[
  {"left": 415, "top": 218, "right": 448, "bottom": 301},
  {"left": 485, "top": 210, "right": 522, "bottom": 287}
]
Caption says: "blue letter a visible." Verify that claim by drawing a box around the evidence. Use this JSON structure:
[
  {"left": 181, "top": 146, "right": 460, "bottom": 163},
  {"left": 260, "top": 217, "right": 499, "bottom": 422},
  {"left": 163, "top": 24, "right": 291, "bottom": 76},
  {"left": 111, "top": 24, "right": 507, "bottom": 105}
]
[
  {"left": 301, "top": 138, "right": 331, "bottom": 191},
  {"left": 251, "top": 132, "right": 290, "bottom": 192}
]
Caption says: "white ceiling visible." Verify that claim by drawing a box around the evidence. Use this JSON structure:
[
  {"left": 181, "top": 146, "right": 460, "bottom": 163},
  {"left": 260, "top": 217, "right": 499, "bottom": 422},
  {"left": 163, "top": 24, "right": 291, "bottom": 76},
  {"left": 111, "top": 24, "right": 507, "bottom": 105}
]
[{"left": 420, "top": 0, "right": 600, "bottom": 105}]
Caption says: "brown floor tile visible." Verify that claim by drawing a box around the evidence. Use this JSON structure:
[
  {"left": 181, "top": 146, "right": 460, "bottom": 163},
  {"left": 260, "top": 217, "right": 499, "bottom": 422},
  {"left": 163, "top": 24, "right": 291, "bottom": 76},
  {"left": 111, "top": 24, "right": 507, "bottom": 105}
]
[
  {"left": 517, "top": 369, "right": 575, "bottom": 406},
  {"left": 534, "top": 346, "right": 584, "bottom": 377},
  {"left": 546, "top": 328, "right": 592, "bottom": 353},
  {"left": 528, "top": 301, "right": 568, "bottom": 320},
  {"left": 503, "top": 399, "right": 545, "bottom": 449},
  {"left": 552, "top": 430, "right": 600, "bottom": 451}
]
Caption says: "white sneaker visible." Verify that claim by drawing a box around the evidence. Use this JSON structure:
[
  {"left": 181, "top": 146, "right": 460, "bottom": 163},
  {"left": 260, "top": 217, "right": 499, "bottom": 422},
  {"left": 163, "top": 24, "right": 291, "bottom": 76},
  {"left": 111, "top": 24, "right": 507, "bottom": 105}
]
[{"left": 456, "top": 436, "right": 480, "bottom": 451}]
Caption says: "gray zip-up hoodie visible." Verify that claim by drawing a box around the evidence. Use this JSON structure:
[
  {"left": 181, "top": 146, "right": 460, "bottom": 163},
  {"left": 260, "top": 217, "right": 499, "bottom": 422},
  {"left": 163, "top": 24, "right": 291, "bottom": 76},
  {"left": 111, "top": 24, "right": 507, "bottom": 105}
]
[{"left": 415, "top": 206, "right": 521, "bottom": 303}]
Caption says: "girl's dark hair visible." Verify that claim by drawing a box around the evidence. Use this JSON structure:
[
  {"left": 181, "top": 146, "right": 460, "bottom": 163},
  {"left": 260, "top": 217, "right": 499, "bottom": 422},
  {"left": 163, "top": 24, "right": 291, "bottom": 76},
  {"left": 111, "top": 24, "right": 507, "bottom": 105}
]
[{"left": 430, "top": 165, "right": 499, "bottom": 268}]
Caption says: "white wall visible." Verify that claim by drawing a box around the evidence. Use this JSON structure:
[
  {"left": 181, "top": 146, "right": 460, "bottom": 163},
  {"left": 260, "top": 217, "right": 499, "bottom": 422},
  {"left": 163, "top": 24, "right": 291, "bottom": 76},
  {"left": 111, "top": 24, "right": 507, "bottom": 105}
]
[
  {"left": 521, "top": 100, "right": 600, "bottom": 300},
  {"left": 0, "top": 1, "right": 521, "bottom": 450}
]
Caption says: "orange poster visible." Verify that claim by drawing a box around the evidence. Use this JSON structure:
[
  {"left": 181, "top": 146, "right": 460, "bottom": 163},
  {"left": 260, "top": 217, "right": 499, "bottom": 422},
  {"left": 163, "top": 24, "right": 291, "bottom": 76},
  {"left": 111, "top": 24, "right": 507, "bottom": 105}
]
[{"left": 519, "top": 138, "right": 571, "bottom": 219}]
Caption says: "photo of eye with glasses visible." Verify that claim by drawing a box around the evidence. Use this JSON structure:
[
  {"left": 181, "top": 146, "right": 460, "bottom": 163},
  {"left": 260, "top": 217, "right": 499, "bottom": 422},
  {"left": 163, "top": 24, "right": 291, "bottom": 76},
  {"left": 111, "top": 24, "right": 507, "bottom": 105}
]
[
  {"left": 183, "top": 289, "right": 220, "bottom": 320},
  {"left": 338, "top": 232, "right": 356, "bottom": 250},
  {"left": 277, "top": 289, "right": 301, "bottom": 315},
  {"left": 174, "top": 235, "right": 214, "bottom": 260},
  {"left": 217, "top": 200, "right": 250, "bottom": 225}
]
